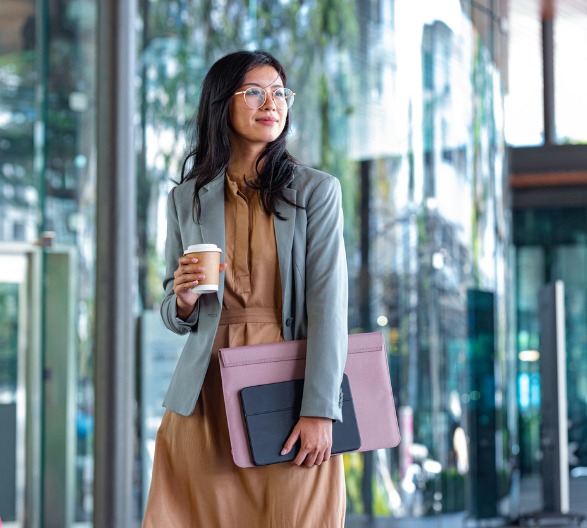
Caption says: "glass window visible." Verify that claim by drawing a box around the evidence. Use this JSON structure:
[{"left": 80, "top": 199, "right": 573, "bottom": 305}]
[
  {"left": 138, "top": 0, "right": 512, "bottom": 524},
  {"left": 1, "top": 0, "right": 98, "bottom": 522},
  {"left": 0, "top": 0, "right": 37, "bottom": 241},
  {"left": 505, "top": 1, "right": 544, "bottom": 146},
  {"left": 554, "top": 3, "right": 587, "bottom": 143},
  {"left": 514, "top": 207, "right": 587, "bottom": 510},
  {"left": 3, "top": 0, "right": 514, "bottom": 524}
]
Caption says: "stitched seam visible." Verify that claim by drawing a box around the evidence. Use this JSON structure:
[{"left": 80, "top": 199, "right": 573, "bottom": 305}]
[
  {"left": 244, "top": 405, "right": 297, "bottom": 415},
  {"left": 223, "top": 356, "right": 305, "bottom": 367},
  {"left": 348, "top": 346, "right": 381, "bottom": 354},
  {"left": 222, "top": 346, "right": 381, "bottom": 367}
]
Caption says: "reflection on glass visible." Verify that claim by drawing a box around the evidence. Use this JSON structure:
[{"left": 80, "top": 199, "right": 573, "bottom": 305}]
[
  {"left": 554, "top": 4, "right": 587, "bottom": 144},
  {"left": 0, "top": 269, "right": 24, "bottom": 523},
  {"left": 505, "top": 1, "right": 544, "bottom": 146},
  {"left": 0, "top": 0, "right": 99, "bottom": 521},
  {"left": 138, "top": 0, "right": 511, "bottom": 523},
  {"left": 39, "top": 6, "right": 98, "bottom": 522},
  {"left": 0, "top": 0, "right": 37, "bottom": 242},
  {"left": 3, "top": 0, "right": 513, "bottom": 523},
  {"left": 515, "top": 208, "right": 587, "bottom": 482},
  {"left": 0, "top": 283, "right": 19, "bottom": 398},
  {"left": 0, "top": 282, "right": 20, "bottom": 521}
]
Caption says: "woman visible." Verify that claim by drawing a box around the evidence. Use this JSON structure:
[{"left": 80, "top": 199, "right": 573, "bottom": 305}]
[{"left": 144, "top": 50, "right": 348, "bottom": 527}]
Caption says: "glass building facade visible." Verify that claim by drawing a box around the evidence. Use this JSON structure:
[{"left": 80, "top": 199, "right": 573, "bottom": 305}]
[
  {"left": 0, "top": 0, "right": 526, "bottom": 525},
  {"left": 514, "top": 207, "right": 587, "bottom": 475},
  {"left": 507, "top": 0, "right": 587, "bottom": 146}
]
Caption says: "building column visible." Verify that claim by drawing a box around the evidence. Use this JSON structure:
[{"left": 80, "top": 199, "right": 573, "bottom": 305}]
[
  {"left": 94, "top": 0, "right": 137, "bottom": 526},
  {"left": 542, "top": 0, "right": 556, "bottom": 144}
]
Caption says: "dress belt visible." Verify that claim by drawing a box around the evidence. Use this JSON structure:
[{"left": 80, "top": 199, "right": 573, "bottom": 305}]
[{"left": 218, "top": 307, "right": 282, "bottom": 325}]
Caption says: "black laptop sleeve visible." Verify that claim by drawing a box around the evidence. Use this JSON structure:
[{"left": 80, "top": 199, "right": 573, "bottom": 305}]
[{"left": 240, "top": 373, "right": 361, "bottom": 466}]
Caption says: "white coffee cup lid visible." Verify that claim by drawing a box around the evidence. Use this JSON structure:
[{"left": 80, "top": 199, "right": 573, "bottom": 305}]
[
  {"left": 191, "top": 284, "right": 219, "bottom": 294},
  {"left": 184, "top": 243, "right": 223, "bottom": 254}
]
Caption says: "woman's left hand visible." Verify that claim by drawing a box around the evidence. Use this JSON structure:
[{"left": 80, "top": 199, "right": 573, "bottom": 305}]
[{"left": 281, "top": 416, "right": 333, "bottom": 468}]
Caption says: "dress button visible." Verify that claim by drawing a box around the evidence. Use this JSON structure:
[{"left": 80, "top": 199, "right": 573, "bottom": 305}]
[{"left": 285, "top": 317, "right": 294, "bottom": 327}]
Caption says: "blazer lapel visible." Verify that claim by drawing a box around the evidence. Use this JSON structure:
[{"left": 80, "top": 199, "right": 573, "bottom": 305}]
[
  {"left": 198, "top": 173, "right": 295, "bottom": 308},
  {"left": 199, "top": 173, "right": 226, "bottom": 304},
  {"left": 274, "top": 187, "right": 297, "bottom": 308}
]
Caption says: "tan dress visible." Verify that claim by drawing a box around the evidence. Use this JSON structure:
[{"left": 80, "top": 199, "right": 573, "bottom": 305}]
[{"left": 143, "top": 176, "right": 346, "bottom": 528}]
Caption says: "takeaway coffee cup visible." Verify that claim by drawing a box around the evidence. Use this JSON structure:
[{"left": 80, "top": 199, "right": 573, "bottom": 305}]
[{"left": 183, "top": 243, "right": 223, "bottom": 294}]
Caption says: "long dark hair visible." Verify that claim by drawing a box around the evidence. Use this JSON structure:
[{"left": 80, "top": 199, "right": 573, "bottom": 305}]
[{"left": 180, "top": 50, "right": 298, "bottom": 221}]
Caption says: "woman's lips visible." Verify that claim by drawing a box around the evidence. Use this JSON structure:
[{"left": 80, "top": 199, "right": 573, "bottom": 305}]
[{"left": 256, "top": 117, "right": 278, "bottom": 125}]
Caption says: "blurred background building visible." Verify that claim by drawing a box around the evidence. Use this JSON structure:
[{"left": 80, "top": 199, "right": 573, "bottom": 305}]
[{"left": 1, "top": 0, "right": 586, "bottom": 526}]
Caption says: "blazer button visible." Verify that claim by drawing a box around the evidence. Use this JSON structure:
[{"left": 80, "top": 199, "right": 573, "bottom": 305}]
[{"left": 285, "top": 317, "right": 294, "bottom": 327}]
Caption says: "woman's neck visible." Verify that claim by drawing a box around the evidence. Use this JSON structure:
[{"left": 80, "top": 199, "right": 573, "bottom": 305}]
[
  {"left": 227, "top": 144, "right": 265, "bottom": 190},
  {"left": 226, "top": 161, "right": 255, "bottom": 184}
]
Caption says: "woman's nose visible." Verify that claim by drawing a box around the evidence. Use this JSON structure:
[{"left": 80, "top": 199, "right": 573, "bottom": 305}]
[{"left": 262, "top": 91, "right": 277, "bottom": 110}]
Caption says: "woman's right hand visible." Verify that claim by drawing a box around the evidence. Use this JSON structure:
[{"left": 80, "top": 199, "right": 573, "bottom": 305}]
[{"left": 173, "top": 256, "right": 227, "bottom": 320}]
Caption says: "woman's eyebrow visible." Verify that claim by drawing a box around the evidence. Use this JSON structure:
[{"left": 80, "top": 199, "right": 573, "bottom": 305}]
[{"left": 241, "top": 81, "right": 285, "bottom": 88}]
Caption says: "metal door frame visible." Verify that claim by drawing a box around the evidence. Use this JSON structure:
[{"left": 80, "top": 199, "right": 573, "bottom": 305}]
[{"left": 0, "top": 242, "right": 43, "bottom": 528}]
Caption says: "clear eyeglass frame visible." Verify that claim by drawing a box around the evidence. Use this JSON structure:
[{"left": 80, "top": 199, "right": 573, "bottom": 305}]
[{"left": 233, "top": 87, "right": 295, "bottom": 110}]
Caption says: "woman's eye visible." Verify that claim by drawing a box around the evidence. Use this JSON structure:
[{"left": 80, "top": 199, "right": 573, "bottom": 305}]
[
  {"left": 273, "top": 89, "right": 285, "bottom": 98},
  {"left": 247, "top": 88, "right": 264, "bottom": 97}
]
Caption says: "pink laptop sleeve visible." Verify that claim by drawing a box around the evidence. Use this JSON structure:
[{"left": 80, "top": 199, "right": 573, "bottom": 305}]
[{"left": 219, "top": 331, "right": 401, "bottom": 468}]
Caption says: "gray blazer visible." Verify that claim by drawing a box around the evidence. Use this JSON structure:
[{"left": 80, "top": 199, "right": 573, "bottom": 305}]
[{"left": 160, "top": 165, "right": 348, "bottom": 421}]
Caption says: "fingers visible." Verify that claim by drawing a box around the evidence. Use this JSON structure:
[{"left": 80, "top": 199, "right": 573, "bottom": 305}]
[
  {"left": 282, "top": 427, "right": 330, "bottom": 468},
  {"left": 175, "top": 257, "right": 228, "bottom": 277},
  {"left": 173, "top": 256, "right": 227, "bottom": 301},
  {"left": 173, "top": 270, "right": 205, "bottom": 294},
  {"left": 286, "top": 417, "right": 332, "bottom": 468},
  {"left": 172, "top": 258, "right": 201, "bottom": 300},
  {"left": 281, "top": 427, "right": 300, "bottom": 456},
  {"left": 174, "top": 273, "right": 205, "bottom": 289},
  {"left": 178, "top": 255, "right": 198, "bottom": 266},
  {"left": 175, "top": 257, "right": 204, "bottom": 278},
  {"left": 313, "top": 443, "right": 331, "bottom": 465},
  {"left": 292, "top": 444, "right": 329, "bottom": 468},
  {"left": 291, "top": 447, "right": 306, "bottom": 466},
  {"left": 300, "top": 450, "right": 318, "bottom": 468}
]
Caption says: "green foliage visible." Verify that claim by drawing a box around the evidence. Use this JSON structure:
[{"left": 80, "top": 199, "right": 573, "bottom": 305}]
[
  {"left": 372, "top": 476, "right": 393, "bottom": 515},
  {"left": 0, "top": 284, "right": 19, "bottom": 392},
  {"left": 344, "top": 452, "right": 364, "bottom": 514},
  {"left": 146, "top": 240, "right": 167, "bottom": 308},
  {"left": 0, "top": 49, "right": 35, "bottom": 75},
  {"left": 139, "top": 0, "right": 359, "bottom": 307},
  {"left": 423, "top": 468, "right": 466, "bottom": 514}
]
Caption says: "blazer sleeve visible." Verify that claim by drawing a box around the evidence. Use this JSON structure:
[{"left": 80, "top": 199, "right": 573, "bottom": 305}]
[
  {"left": 300, "top": 176, "right": 348, "bottom": 422},
  {"left": 160, "top": 187, "right": 200, "bottom": 334}
]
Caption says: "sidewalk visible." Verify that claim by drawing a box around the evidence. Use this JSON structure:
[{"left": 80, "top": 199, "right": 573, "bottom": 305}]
[
  {"left": 345, "top": 475, "right": 587, "bottom": 528},
  {"left": 3, "top": 476, "right": 585, "bottom": 527}
]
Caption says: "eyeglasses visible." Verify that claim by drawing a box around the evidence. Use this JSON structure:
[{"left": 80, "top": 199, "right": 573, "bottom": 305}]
[{"left": 233, "top": 87, "right": 295, "bottom": 110}]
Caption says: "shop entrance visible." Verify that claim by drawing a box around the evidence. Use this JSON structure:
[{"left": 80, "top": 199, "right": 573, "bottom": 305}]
[{"left": 0, "top": 243, "right": 77, "bottom": 528}]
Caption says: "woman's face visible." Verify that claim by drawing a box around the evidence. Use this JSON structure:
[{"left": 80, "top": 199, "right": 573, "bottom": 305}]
[{"left": 229, "top": 65, "right": 288, "bottom": 150}]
